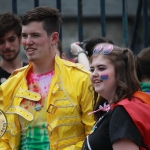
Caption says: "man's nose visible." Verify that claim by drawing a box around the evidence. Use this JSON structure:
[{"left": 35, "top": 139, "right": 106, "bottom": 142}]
[
  {"left": 26, "top": 36, "right": 33, "bottom": 45},
  {"left": 5, "top": 41, "right": 11, "bottom": 49}
]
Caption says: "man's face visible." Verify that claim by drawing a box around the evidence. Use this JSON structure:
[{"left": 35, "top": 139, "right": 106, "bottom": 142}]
[
  {"left": 0, "top": 30, "right": 20, "bottom": 61},
  {"left": 21, "top": 21, "right": 55, "bottom": 63}
]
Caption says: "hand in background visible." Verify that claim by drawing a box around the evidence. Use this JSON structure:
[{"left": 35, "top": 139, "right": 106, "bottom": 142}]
[{"left": 70, "top": 42, "right": 83, "bottom": 56}]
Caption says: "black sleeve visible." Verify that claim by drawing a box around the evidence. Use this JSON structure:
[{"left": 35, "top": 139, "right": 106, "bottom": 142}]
[{"left": 109, "top": 106, "right": 142, "bottom": 146}]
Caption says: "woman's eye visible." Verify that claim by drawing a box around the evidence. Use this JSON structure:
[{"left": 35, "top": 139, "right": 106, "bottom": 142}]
[
  {"left": 98, "top": 67, "right": 105, "bottom": 71},
  {"left": 90, "top": 68, "right": 94, "bottom": 72}
]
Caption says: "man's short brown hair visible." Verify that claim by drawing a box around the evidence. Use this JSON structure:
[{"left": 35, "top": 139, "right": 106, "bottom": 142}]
[
  {"left": 0, "top": 12, "right": 22, "bottom": 38},
  {"left": 22, "top": 6, "right": 62, "bottom": 36}
]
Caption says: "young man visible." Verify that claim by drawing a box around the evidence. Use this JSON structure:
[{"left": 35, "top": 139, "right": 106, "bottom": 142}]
[
  {"left": 0, "top": 12, "right": 28, "bottom": 84},
  {"left": 0, "top": 7, "right": 95, "bottom": 150}
]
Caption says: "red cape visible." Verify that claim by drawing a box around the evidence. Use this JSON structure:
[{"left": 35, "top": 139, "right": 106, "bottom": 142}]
[{"left": 111, "top": 91, "right": 150, "bottom": 150}]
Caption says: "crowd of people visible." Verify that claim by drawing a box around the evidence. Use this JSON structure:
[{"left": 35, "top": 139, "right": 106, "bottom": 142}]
[{"left": 0, "top": 6, "right": 150, "bottom": 150}]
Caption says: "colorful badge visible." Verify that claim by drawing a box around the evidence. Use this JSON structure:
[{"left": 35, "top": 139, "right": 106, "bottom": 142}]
[
  {"left": 0, "top": 78, "right": 7, "bottom": 84},
  {"left": 0, "top": 109, "right": 7, "bottom": 137}
]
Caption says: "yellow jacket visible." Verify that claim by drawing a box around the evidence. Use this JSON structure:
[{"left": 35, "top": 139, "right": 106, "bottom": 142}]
[{"left": 0, "top": 55, "right": 95, "bottom": 150}]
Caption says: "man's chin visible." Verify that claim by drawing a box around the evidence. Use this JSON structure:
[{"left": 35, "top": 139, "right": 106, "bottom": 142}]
[
  {"left": 1, "top": 53, "right": 19, "bottom": 61},
  {"left": 2, "top": 57, "right": 16, "bottom": 61},
  {"left": 27, "top": 57, "right": 37, "bottom": 62}
]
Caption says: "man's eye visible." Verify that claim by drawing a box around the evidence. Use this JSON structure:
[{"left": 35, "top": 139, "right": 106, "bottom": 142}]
[
  {"left": 22, "top": 34, "right": 27, "bottom": 38},
  {"left": 0, "top": 40, "right": 4, "bottom": 44},
  {"left": 9, "top": 38, "right": 15, "bottom": 42},
  {"left": 33, "top": 34, "right": 39, "bottom": 37}
]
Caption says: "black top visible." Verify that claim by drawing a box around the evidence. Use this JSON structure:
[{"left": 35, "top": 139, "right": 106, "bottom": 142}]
[
  {"left": 0, "top": 62, "right": 28, "bottom": 84},
  {"left": 82, "top": 106, "right": 142, "bottom": 150}
]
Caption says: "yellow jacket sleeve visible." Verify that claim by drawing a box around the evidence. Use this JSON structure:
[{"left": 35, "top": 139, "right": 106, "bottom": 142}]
[
  {"left": 66, "top": 71, "right": 95, "bottom": 150},
  {"left": 0, "top": 87, "right": 3, "bottom": 110},
  {"left": 0, "top": 134, "right": 11, "bottom": 150}
]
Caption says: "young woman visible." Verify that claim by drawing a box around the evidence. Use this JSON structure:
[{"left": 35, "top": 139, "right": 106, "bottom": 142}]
[{"left": 82, "top": 43, "right": 150, "bottom": 150}]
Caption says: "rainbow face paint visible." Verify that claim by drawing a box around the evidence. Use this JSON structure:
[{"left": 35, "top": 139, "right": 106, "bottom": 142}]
[{"left": 100, "top": 75, "right": 108, "bottom": 80}]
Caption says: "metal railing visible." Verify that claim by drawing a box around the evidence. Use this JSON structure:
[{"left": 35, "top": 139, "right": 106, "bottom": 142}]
[{"left": 12, "top": 0, "right": 149, "bottom": 51}]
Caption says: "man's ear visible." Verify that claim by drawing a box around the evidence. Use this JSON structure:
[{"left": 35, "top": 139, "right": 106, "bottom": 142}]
[{"left": 51, "top": 32, "right": 59, "bottom": 44}]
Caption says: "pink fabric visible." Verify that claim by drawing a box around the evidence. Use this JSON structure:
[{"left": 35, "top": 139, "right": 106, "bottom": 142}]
[{"left": 88, "top": 102, "right": 110, "bottom": 115}]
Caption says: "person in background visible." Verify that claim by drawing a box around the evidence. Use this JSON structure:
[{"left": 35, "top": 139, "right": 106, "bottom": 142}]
[
  {"left": 70, "top": 41, "right": 90, "bottom": 70},
  {"left": 84, "top": 36, "right": 114, "bottom": 58},
  {"left": 0, "top": 6, "right": 95, "bottom": 150},
  {"left": 56, "top": 40, "right": 66, "bottom": 59},
  {"left": 82, "top": 43, "right": 150, "bottom": 150},
  {"left": 135, "top": 47, "right": 150, "bottom": 94},
  {"left": 70, "top": 36, "right": 114, "bottom": 70},
  {"left": 0, "top": 12, "right": 28, "bottom": 84}
]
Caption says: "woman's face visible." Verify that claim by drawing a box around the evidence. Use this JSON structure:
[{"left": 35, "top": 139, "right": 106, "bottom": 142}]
[{"left": 90, "top": 55, "right": 117, "bottom": 102}]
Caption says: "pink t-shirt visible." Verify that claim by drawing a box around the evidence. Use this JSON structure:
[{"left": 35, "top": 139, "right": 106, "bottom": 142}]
[{"left": 19, "top": 69, "right": 54, "bottom": 149}]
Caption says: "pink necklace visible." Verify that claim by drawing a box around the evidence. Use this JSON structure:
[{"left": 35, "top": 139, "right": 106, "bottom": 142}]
[{"left": 88, "top": 102, "right": 110, "bottom": 115}]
